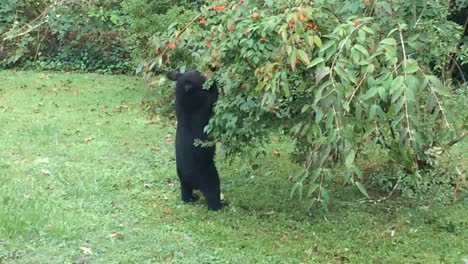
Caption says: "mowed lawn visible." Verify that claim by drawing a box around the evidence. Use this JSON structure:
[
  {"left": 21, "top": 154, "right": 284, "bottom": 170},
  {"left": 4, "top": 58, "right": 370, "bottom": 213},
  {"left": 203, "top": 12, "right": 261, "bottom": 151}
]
[{"left": 0, "top": 71, "right": 466, "bottom": 264}]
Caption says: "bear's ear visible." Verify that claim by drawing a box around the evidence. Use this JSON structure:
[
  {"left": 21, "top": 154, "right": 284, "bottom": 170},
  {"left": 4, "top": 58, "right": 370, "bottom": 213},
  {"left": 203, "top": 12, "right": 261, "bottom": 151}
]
[{"left": 167, "top": 71, "right": 182, "bottom": 81}]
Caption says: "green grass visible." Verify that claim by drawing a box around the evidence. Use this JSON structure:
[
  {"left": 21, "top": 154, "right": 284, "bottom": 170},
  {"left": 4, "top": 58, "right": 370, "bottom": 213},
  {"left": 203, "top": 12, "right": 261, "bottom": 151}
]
[{"left": 0, "top": 71, "right": 466, "bottom": 264}]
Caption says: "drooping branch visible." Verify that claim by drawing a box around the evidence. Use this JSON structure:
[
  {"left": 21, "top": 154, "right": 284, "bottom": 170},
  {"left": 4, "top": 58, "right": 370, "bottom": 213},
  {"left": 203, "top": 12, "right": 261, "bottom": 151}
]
[{"left": 2, "top": 0, "right": 65, "bottom": 41}]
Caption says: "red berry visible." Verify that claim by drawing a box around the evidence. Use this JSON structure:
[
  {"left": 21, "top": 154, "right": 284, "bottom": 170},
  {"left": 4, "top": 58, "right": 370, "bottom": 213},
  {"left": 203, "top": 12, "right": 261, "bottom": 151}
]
[
  {"left": 296, "top": 13, "right": 307, "bottom": 22},
  {"left": 364, "top": 1, "right": 371, "bottom": 7},
  {"left": 228, "top": 25, "right": 236, "bottom": 31},
  {"left": 213, "top": 61, "right": 221, "bottom": 67},
  {"left": 213, "top": 5, "right": 228, "bottom": 11},
  {"left": 251, "top": 13, "right": 260, "bottom": 19},
  {"left": 168, "top": 43, "right": 176, "bottom": 49},
  {"left": 199, "top": 19, "right": 207, "bottom": 25}
]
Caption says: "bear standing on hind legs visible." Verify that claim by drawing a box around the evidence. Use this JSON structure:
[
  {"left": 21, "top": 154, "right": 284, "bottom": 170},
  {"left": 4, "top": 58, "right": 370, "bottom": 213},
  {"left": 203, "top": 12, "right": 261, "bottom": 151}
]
[{"left": 167, "top": 70, "right": 224, "bottom": 211}]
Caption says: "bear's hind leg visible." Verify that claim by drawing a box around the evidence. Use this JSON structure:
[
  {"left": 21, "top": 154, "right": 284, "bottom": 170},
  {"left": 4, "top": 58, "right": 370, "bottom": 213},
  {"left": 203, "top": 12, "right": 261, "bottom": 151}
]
[
  {"left": 181, "top": 182, "right": 199, "bottom": 203},
  {"left": 202, "top": 166, "right": 224, "bottom": 211},
  {"left": 204, "top": 188, "right": 222, "bottom": 211}
]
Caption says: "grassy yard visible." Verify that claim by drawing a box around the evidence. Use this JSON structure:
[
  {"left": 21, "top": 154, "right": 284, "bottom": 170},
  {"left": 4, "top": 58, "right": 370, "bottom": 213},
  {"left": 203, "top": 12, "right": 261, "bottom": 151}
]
[{"left": 0, "top": 71, "right": 466, "bottom": 264}]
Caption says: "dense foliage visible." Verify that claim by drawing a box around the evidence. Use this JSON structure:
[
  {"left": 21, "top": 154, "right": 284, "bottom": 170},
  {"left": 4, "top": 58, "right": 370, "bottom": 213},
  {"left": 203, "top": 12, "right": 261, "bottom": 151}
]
[
  {"left": 0, "top": 0, "right": 206, "bottom": 73},
  {"left": 146, "top": 0, "right": 466, "bottom": 209}
]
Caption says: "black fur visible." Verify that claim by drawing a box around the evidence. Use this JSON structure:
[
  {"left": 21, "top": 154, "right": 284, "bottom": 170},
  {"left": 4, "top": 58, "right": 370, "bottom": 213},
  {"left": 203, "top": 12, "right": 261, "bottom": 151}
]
[{"left": 167, "top": 70, "right": 223, "bottom": 211}]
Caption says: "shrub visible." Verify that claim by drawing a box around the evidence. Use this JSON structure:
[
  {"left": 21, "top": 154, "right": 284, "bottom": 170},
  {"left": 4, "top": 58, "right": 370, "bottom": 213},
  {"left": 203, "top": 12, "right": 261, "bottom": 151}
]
[
  {"left": 1, "top": 0, "right": 133, "bottom": 73},
  {"left": 147, "top": 0, "right": 466, "bottom": 209}
]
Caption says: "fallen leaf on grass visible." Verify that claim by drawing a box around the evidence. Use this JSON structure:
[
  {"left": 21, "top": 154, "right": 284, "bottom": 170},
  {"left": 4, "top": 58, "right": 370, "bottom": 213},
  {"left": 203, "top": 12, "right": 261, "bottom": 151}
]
[
  {"left": 120, "top": 140, "right": 128, "bottom": 145},
  {"left": 273, "top": 150, "right": 281, "bottom": 156},
  {"left": 167, "top": 179, "right": 175, "bottom": 188},
  {"left": 419, "top": 205, "right": 430, "bottom": 211},
  {"left": 164, "top": 210, "right": 173, "bottom": 215},
  {"left": 84, "top": 136, "right": 94, "bottom": 143},
  {"left": 35, "top": 157, "right": 49, "bottom": 164},
  {"left": 151, "top": 147, "right": 161, "bottom": 152},
  {"left": 144, "top": 183, "right": 153, "bottom": 188},
  {"left": 80, "top": 247, "right": 92, "bottom": 255},
  {"left": 116, "top": 105, "right": 130, "bottom": 111},
  {"left": 167, "top": 139, "right": 174, "bottom": 145},
  {"left": 147, "top": 119, "right": 159, "bottom": 124},
  {"left": 110, "top": 232, "right": 119, "bottom": 238},
  {"left": 41, "top": 169, "right": 51, "bottom": 175}
]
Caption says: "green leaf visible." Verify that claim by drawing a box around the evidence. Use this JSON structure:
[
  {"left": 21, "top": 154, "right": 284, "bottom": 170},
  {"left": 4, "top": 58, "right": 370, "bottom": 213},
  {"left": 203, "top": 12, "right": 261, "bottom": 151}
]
[
  {"left": 320, "top": 187, "right": 330, "bottom": 205},
  {"left": 369, "top": 104, "right": 378, "bottom": 119},
  {"left": 391, "top": 85, "right": 405, "bottom": 103},
  {"left": 362, "top": 86, "right": 379, "bottom": 100},
  {"left": 380, "top": 38, "right": 396, "bottom": 46},
  {"left": 135, "top": 64, "right": 144, "bottom": 74},
  {"left": 297, "top": 182, "right": 304, "bottom": 199},
  {"left": 345, "top": 150, "right": 355, "bottom": 168},
  {"left": 315, "top": 67, "right": 330, "bottom": 84},
  {"left": 362, "top": 26, "right": 375, "bottom": 35},
  {"left": 378, "top": 86, "right": 388, "bottom": 101},
  {"left": 310, "top": 168, "right": 322, "bottom": 183},
  {"left": 297, "top": 49, "right": 310, "bottom": 64},
  {"left": 315, "top": 108, "right": 324, "bottom": 123},
  {"left": 307, "top": 57, "right": 324, "bottom": 68},
  {"left": 307, "top": 184, "right": 320, "bottom": 198},
  {"left": 390, "top": 76, "right": 404, "bottom": 92},
  {"left": 318, "top": 39, "right": 335, "bottom": 53},
  {"left": 427, "top": 75, "right": 451, "bottom": 97},
  {"left": 313, "top": 35, "right": 323, "bottom": 48},
  {"left": 355, "top": 181, "right": 370, "bottom": 198},
  {"left": 290, "top": 182, "right": 300, "bottom": 199},
  {"left": 403, "top": 60, "right": 420, "bottom": 74},
  {"left": 354, "top": 44, "right": 369, "bottom": 57},
  {"left": 290, "top": 51, "right": 297, "bottom": 71},
  {"left": 387, "top": 28, "right": 398, "bottom": 37}
]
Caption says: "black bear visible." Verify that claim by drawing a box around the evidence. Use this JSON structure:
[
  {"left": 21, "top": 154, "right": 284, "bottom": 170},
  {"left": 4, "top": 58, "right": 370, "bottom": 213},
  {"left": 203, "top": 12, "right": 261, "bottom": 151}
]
[{"left": 167, "top": 70, "right": 223, "bottom": 211}]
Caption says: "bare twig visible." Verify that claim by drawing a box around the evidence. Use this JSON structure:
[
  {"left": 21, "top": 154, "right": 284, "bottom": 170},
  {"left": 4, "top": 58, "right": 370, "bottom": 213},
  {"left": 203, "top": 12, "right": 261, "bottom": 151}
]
[
  {"left": 3, "top": 21, "right": 47, "bottom": 41},
  {"left": 359, "top": 175, "right": 402, "bottom": 203},
  {"left": 346, "top": 71, "right": 369, "bottom": 109},
  {"left": 2, "top": 0, "right": 64, "bottom": 41},
  {"left": 398, "top": 23, "right": 414, "bottom": 141},
  {"left": 413, "top": 2, "right": 428, "bottom": 29},
  {"left": 446, "top": 132, "right": 467, "bottom": 147},
  {"left": 428, "top": 82, "right": 451, "bottom": 129},
  {"left": 448, "top": 54, "right": 467, "bottom": 83}
]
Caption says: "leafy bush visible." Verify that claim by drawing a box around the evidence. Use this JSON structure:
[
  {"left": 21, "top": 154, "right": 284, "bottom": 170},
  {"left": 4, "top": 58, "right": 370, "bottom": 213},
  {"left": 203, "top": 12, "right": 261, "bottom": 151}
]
[
  {"left": 147, "top": 0, "right": 466, "bottom": 209},
  {"left": 1, "top": 0, "right": 133, "bottom": 73},
  {"left": 122, "top": 0, "right": 205, "bottom": 64}
]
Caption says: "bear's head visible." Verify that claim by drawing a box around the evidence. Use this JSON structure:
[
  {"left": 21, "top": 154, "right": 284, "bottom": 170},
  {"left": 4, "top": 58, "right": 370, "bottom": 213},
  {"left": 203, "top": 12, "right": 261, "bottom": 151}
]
[{"left": 167, "top": 70, "right": 206, "bottom": 93}]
